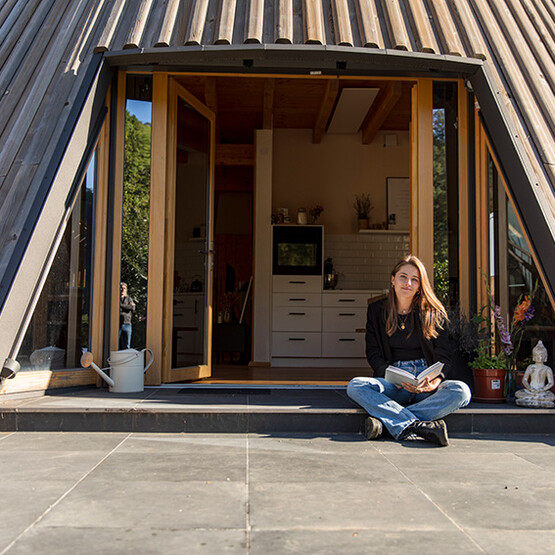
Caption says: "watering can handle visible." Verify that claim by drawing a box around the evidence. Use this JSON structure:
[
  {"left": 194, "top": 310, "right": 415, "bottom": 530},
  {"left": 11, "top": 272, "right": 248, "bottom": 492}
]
[{"left": 143, "top": 348, "right": 154, "bottom": 373}]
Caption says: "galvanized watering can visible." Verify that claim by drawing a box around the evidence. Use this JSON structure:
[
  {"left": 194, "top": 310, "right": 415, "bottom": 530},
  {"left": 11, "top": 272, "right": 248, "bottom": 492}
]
[{"left": 81, "top": 348, "right": 154, "bottom": 393}]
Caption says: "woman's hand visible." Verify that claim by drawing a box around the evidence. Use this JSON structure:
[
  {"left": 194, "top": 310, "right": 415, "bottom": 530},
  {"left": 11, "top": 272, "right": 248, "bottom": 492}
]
[{"left": 401, "top": 376, "right": 442, "bottom": 394}]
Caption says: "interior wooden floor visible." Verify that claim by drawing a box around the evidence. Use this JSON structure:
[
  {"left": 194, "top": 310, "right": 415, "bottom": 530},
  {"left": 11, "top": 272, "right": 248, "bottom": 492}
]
[{"left": 188, "top": 364, "right": 367, "bottom": 385}]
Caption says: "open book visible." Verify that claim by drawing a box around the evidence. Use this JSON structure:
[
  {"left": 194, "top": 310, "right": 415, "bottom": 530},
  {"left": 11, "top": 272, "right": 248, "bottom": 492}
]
[{"left": 384, "top": 361, "right": 444, "bottom": 387}]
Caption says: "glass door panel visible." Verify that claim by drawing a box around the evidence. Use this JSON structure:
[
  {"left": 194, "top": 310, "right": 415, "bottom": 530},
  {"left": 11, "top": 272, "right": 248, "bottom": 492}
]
[{"left": 166, "top": 85, "right": 214, "bottom": 381}]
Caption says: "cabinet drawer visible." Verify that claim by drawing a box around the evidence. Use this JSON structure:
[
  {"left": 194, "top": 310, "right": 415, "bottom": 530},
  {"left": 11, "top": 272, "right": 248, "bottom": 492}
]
[
  {"left": 273, "top": 292, "right": 321, "bottom": 308},
  {"left": 322, "top": 292, "right": 375, "bottom": 307},
  {"left": 273, "top": 275, "right": 322, "bottom": 293},
  {"left": 322, "top": 307, "right": 367, "bottom": 332},
  {"left": 322, "top": 332, "right": 365, "bottom": 358},
  {"left": 272, "top": 307, "right": 321, "bottom": 332},
  {"left": 272, "top": 332, "right": 321, "bottom": 357}
]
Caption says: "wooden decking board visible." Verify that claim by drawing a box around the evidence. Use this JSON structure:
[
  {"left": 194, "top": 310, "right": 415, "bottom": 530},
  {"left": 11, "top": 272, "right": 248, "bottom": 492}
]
[{"left": 0, "top": 0, "right": 29, "bottom": 51}]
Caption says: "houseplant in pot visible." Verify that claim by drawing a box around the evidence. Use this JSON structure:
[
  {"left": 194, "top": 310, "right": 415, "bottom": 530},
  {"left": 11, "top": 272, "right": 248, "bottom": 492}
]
[
  {"left": 353, "top": 193, "right": 372, "bottom": 230},
  {"left": 470, "top": 339, "right": 509, "bottom": 403}
]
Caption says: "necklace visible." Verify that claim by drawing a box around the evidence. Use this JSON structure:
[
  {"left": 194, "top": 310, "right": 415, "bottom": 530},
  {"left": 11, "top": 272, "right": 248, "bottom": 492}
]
[{"left": 398, "top": 313, "right": 409, "bottom": 330}]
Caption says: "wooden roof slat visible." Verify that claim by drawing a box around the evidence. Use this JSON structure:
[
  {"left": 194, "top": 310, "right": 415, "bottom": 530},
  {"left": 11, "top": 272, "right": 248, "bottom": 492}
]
[
  {"left": 276, "top": 0, "right": 294, "bottom": 43},
  {"left": 0, "top": 0, "right": 30, "bottom": 49},
  {"left": 355, "top": 0, "right": 384, "bottom": 48},
  {"left": 186, "top": 0, "right": 210, "bottom": 45},
  {"left": 303, "top": 0, "right": 326, "bottom": 44},
  {"left": 245, "top": 0, "right": 264, "bottom": 43},
  {"left": 215, "top": 0, "right": 238, "bottom": 45},
  {"left": 520, "top": 0, "right": 555, "bottom": 65},
  {"left": 427, "top": 0, "right": 465, "bottom": 56},
  {"left": 313, "top": 79, "right": 339, "bottom": 143},
  {"left": 470, "top": 0, "right": 555, "bottom": 166},
  {"left": 404, "top": 0, "right": 439, "bottom": 53},
  {"left": 507, "top": 0, "right": 555, "bottom": 93},
  {"left": 0, "top": 1, "right": 68, "bottom": 143},
  {"left": 448, "top": 0, "right": 487, "bottom": 59},
  {"left": 0, "top": 0, "right": 48, "bottom": 75},
  {"left": 123, "top": 0, "right": 155, "bottom": 49},
  {"left": 488, "top": 0, "right": 555, "bottom": 138},
  {"left": 526, "top": 0, "right": 555, "bottom": 50},
  {"left": 382, "top": 0, "right": 410, "bottom": 50},
  {"left": 95, "top": 0, "right": 127, "bottom": 53},
  {"left": 155, "top": 0, "right": 181, "bottom": 47},
  {"left": 331, "top": 0, "right": 354, "bottom": 46}
]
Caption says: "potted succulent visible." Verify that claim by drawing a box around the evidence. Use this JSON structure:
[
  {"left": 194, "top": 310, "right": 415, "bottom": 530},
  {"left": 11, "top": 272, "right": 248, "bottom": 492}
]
[{"left": 353, "top": 193, "right": 373, "bottom": 230}]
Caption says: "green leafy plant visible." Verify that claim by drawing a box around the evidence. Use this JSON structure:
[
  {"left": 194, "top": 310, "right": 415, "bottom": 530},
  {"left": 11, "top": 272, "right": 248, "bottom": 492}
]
[
  {"left": 470, "top": 339, "right": 508, "bottom": 370},
  {"left": 353, "top": 193, "right": 373, "bottom": 219}
]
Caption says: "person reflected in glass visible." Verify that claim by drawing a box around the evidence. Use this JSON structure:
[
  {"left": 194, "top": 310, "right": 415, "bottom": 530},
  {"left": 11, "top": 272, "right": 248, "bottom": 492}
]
[
  {"left": 347, "top": 255, "right": 471, "bottom": 446},
  {"left": 119, "top": 282, "right": 135, "bottom": 350}
]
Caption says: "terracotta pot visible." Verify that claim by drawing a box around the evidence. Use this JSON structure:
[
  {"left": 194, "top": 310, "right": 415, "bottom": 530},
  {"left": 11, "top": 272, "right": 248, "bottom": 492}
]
[
  {"left": 472, "top": 368, "right": 507, "bottom": 403},
  {"left": 357, "top": 218, "right": 369, "bottom": 230}
]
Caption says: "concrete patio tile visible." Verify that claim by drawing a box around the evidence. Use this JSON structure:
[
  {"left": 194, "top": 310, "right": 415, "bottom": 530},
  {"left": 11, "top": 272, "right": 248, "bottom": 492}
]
[
  {"left": 249, "top": 482, "right": 455, "bottom": 531},
  {"left": 248, "top": 437, "right": 404, "bottom": 483},
  {"left": 37, "top": 479, "right": 247, "bottom": 530},
  {"left": 249, "top": 530, "right": 482, "bottom": 554},
  {"left": 120, "top": 432, "right": 247, "bottom": 453},
  {"left": 89, "top": 450, "right": 246, "bottom": 482},
  {"left": 465, "top": 529, "right": 555, "bottom": 555},
  {"left": 0, "top": 431, "right": 128, "bottom": 451},
  {"left": 0, "top": 449, "right": 116, "bottom": 481},
  {"left": 423, "top": 483, "right": 555, "bottom": 530},
  {"left": 0, "top": 481, "right": 75, "bottom": 551},
  {"left": 379, "top": 451, "right": 555, "bottom": 487},
  {"left": 6, "top": 527, "right": 247, "bottom": 555}
]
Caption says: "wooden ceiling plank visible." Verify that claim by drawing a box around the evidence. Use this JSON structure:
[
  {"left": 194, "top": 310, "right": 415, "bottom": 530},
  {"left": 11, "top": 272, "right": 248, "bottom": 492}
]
[
  {"left": 312, "top": 79, "right": 339, "bottom": 144},
  {"left": 448, "top": 0, "right": 487, "bottom": 59},
  {"left": 155, "top": 0, "right": 181, "bottom": 47},
  {"left": 216, "top": 144, "right": 255, "bottom": 166},
  {"left": 263, "top": 78, "right": 275, "bottom": 129},
  {"left": 332, "top": 0, "right": 354, "bottom": 46},
  {"left": 355, "top": 0, "right": 384, "bottom": 48},
  {"left": 95, "top": 0, "right": 127, "bottom": 52},
  {"left": 215, "top": 0, "right": 237, "bottom": 45},
  {"left": 361, "top": 82, "right": 403, "bottom": 144},
  {"left": 406, "top": 0, "right": 439, "bottom": 53},
  {"left": 303, "top": 0, "right": 325, "bottom": 44},
  {"left": 245, "top": 0, "right": 264, "bottom": 43},
  {"left": 185, "top": 0, "right": 210, "bottom": 45},
  {"left": 276, "top": 0, "right": 293, "bottom": 43}
]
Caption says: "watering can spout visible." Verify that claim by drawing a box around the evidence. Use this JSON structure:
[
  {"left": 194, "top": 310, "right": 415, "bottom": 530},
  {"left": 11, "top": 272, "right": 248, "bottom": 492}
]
[{"left": 80, "top": 351, "right": 115, "bottom": 387}]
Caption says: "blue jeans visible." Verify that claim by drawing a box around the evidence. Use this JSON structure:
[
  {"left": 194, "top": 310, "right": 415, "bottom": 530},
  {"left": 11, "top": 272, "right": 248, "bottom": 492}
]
[
  {"left": 347, "top": 359, "right": 472, "bottom": 440},
  {"left": 119, "top": 324, "right": 132, "bottom": 350}
]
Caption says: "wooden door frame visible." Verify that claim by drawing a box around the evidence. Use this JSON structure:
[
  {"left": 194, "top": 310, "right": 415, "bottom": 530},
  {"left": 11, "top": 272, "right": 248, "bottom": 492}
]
[{"left": 161, "top": 78, "right": 216, "bottom": 383}]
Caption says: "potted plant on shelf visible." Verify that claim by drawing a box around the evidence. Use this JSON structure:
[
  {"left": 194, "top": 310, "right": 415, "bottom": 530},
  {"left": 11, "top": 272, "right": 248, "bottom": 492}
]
[
  {"left": 470, "top": 338, "right": 509, "bottom": 403},
  {"left": 353, "top": 193, "right": 373, "bottom": 230}
]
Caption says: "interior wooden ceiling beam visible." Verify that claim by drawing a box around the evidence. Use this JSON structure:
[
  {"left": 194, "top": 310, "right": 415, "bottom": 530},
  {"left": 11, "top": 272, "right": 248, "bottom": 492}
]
[
  {"left": 361, "top": 82, "right": 403, "bottom": 144},
  {"left": 263, "top": 78, "right": 275, "bottom": 129},
  {"left": 313, "top": 79, "right": 339, "bottom": 144},
  {"left": 215, "top": 144, "right": 254, "bottom": 165}
]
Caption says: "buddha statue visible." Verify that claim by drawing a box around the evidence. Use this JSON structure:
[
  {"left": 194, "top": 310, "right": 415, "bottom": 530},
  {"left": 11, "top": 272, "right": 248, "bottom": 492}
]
[{"left": 515, "top": 340, "right": 555, "bottom": 408}]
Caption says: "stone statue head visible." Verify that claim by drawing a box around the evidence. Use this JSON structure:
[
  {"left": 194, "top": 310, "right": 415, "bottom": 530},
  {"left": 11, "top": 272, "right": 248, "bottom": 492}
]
[{"left": 532, "top": 340, "right": 548, "bottom": 363}]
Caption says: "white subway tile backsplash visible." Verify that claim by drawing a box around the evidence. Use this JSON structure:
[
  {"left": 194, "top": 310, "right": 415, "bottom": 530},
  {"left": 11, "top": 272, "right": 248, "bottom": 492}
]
[{"left": 324, "top": 232, "right": 410, "bottom": 290}]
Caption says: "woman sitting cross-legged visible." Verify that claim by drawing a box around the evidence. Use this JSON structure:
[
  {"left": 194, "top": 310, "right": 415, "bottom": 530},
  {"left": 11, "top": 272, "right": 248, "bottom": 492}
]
[{"left": 347, "top": 255, "right": 471, "bottom": 446}]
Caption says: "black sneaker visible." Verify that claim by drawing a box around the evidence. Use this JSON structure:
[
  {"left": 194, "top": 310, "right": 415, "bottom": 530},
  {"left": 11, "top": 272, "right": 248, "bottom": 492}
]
[
  {"left": 363, "top": 417, "right": 383, "bottom": 440},
  {"left": 401, "top": 420, "right": 449, "bottom": 446}
]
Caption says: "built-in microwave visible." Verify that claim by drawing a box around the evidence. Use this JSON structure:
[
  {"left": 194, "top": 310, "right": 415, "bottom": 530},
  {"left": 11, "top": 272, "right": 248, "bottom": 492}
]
[{"left": 272, "top": 225, "right": 323, "bottom": 276}]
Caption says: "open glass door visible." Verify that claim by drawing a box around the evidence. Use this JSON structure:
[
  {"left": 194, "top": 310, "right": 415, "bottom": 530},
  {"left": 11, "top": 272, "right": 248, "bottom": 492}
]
[{"left": 164, "top": 81, "right": 215, "bottom": 382}]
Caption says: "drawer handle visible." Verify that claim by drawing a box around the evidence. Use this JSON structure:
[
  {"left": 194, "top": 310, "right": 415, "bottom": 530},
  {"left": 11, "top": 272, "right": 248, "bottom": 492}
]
[
  {"left": 338, "top": 313, "right": 356, "bottom": 316},
  {"left": 289, "top": 312, "right": 306, "bottom": 316},
  {"left": 338, "top": 338, "right": 356, "bottom": 342},
  {"left": 288, "top": 338, "right": 306, "bottom": 341},
  {"left": 289, "top": 280, "right": 306, "bottom": 284},
  {"left": 338, "top": 299, "right": 355, "bottom": 302},
  {"left": 289, "top": 298, "right": 306, "bottom": 302}
]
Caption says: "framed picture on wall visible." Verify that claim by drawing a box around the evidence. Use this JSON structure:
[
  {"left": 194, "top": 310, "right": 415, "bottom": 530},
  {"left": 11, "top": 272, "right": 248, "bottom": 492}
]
[{"left": 387, "top": 177, "right": 410, "bottom": 230}]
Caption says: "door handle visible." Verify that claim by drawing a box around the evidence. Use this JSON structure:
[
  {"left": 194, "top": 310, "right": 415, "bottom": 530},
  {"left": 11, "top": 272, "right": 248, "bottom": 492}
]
[{"left": 198, "top": 249, "right": 215, "bottom": 255}]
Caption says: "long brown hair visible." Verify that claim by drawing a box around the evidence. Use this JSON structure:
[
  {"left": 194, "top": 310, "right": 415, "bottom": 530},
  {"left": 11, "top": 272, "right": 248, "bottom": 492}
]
[{"left": 385, "top": 255, "right": 448, "bottom": 339}]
